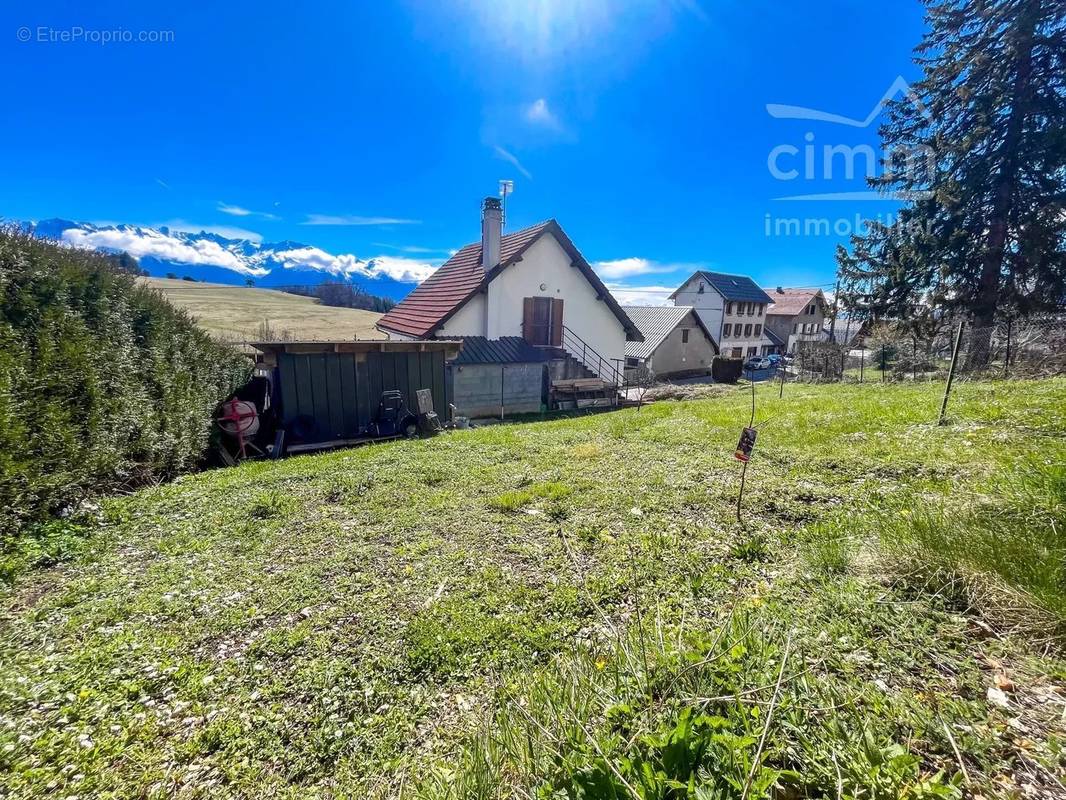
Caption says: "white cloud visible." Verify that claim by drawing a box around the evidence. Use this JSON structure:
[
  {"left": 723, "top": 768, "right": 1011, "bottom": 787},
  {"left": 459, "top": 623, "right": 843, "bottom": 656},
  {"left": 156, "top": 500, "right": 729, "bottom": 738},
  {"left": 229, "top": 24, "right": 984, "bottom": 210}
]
[
  {"left": 372, "top": 242, "right": 452, "bottom": 255},
  {"left": 272, "top": 246, "right": 438, "bottom": 283},
  {"left": 302, "top": 214, "right": 420, "bottom": 226},
  {"left": 62, "top": 227, "right": 269, "bottom": 277},
  {"left": 524, "top": 98, "right": 560, "bottom": 129},
  {"left": 593, "top": 257, "right": 697, "bottom": 280},
  {"left": 493, "top": 145, "right": 533, "bottom": 179},
  {"left": 606, "top": 283, "right": 677, "bottom": 307},
  {"left": 217, "top": 202, "right": 279, "bottom": 221}
]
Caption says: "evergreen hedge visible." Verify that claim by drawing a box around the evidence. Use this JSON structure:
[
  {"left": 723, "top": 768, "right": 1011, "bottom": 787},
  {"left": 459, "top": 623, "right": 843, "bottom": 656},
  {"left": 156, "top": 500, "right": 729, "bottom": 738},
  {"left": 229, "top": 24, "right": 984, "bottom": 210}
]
[{"left": 0, "top": 227, "right": 250, "bottom": 545}]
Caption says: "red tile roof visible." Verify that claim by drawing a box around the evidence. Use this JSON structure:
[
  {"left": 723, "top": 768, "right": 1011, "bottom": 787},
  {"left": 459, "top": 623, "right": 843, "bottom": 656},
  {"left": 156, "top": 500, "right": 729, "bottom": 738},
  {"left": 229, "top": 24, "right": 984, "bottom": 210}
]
[
  {"left": 764, "top": 287, "right": 826, "bottom": 317},
  {"left": 377, "top": 220, "right": 641, "bottom": 342},
  {"left": 377, "top": 221, "right": 552, "bottom": 338}
]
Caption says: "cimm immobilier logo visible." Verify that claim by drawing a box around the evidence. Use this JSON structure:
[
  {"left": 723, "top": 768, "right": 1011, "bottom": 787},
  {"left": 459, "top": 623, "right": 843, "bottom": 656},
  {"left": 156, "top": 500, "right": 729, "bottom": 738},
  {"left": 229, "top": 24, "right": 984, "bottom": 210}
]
[{"left": 764, "top": 76, "right": 934, "bottom": 238}]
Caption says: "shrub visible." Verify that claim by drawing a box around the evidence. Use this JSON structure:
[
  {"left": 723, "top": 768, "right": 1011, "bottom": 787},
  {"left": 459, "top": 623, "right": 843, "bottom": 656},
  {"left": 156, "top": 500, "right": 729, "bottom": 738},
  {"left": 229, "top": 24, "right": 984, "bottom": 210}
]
[
  {"left": 0, "top": 227, "right": 249, "bottom": 549},
  {"left": 711, "top": 357, "right": 743, "bottom": 383}
]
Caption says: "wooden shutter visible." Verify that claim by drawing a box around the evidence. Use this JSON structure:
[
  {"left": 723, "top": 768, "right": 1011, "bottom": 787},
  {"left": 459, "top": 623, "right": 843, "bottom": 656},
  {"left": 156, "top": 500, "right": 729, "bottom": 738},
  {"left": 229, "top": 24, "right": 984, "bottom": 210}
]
[
  {"left": 522, "top": 297, "right": 535, "bottom": 343},
  {"left": 550, "top": 298, "right": 564, "bottom": 347}
]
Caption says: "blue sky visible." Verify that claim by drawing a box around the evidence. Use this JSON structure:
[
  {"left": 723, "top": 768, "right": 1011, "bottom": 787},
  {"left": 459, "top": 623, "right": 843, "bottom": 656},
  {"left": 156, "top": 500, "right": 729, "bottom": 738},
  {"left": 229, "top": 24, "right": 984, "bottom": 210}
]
[{"left": 1, "top": 0, "right": 928, "bottom": 302}]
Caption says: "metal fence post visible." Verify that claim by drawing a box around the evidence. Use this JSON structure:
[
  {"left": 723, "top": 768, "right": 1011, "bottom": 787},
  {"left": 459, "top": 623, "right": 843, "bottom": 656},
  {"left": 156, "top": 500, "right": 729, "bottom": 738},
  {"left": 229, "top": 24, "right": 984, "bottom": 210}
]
[
  {"left": 881, "top": 345, "right": 886, "bottom": 383},
  {"left": 859, "top": 345, "right": 865, "bottom": 383},
  {"left": 938, "top": 321, "right": 965, "bottom": 426}
]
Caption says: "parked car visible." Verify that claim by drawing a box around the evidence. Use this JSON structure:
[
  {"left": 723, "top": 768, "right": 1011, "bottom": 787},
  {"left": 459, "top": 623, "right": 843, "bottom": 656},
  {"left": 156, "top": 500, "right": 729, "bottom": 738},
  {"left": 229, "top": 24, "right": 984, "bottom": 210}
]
[
  {"left": 765, "top": 353, "right": 783, "bottom": 366},
  {"left": 744, "top": 356, "right": 773, "bottom": 371}
]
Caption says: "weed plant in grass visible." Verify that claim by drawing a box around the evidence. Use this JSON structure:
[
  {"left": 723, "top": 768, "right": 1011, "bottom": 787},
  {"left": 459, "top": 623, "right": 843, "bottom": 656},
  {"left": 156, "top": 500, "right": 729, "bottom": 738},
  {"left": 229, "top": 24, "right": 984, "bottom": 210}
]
[{"left": 877, "top": 458, "right": 1066, "bottom": 627}]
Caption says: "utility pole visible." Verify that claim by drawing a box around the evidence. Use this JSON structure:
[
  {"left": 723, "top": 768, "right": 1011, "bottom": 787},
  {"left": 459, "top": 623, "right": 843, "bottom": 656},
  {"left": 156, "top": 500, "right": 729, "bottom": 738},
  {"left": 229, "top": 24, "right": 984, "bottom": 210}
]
[{"left": 828, "top": 278, "right": 840, "bottom": 343}]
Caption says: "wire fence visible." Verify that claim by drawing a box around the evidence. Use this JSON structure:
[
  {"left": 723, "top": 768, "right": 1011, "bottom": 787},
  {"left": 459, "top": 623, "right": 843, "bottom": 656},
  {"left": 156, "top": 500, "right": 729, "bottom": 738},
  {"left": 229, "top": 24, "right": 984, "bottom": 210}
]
[{"left": 781, "top": 317, "right": 1066, "bottom": 385}]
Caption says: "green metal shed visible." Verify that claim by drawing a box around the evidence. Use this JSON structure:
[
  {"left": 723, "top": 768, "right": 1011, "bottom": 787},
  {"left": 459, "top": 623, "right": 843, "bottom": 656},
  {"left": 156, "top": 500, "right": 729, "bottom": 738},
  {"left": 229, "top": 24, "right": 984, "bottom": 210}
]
[{"left": 251, "top": 341, "right": 460, "bottom": 447}]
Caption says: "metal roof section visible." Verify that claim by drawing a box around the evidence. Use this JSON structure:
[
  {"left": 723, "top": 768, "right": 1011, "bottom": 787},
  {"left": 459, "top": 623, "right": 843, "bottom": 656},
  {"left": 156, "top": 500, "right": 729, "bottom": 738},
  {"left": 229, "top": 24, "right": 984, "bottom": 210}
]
[
  {"left": 446, "top": 336, "right": 552, "bottom": 364},
  {"left": 764, "top": 327, "right": 786, "bottom": 348},
  {"left": 622, "top": 305, "right": 717, "bottom": 360},
  {"left": 670, "top": 271, "right": 774, "bottom": 305}
]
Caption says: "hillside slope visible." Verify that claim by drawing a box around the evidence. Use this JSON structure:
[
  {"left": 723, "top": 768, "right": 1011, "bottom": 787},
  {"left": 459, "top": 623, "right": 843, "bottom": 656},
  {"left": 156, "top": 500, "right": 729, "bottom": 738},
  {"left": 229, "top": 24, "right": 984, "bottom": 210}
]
[
  {"left": 1, "top": 380, "right": 1064, "bottom": 798},
  {"left": 140, "top": 277, "right": 385, "bottom": 341}
]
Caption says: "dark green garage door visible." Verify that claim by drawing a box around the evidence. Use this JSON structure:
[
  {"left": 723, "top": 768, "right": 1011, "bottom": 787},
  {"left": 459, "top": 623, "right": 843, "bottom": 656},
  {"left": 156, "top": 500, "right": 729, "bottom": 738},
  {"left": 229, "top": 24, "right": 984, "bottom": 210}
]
[{"left": 276, "top": 350, "right": 447, "bottom": 443}]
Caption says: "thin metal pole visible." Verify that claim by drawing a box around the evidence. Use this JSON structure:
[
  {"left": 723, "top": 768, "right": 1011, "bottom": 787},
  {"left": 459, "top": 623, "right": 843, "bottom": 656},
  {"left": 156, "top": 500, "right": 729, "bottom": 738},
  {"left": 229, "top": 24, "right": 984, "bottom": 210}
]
[
  {"left": 737, "top": 376, "right": 756, "bottom": 524},
  {"left": 736, "top": 459, "right": 749, "bottom": 524},
  {"left": 881, "top": 345, "right": 886, "bottom": 383},
  {"left": 749, "top": 373, "right": 756, "bottom": 427},
  {"left": 939, "top": 321, "right": 965, "bottom": 426},
  {"left": 859, "top": 346, "right": 864, "bottom": 383},
  {"left": 1004, "top": 318, "right": 1012, "bottom": 377}
]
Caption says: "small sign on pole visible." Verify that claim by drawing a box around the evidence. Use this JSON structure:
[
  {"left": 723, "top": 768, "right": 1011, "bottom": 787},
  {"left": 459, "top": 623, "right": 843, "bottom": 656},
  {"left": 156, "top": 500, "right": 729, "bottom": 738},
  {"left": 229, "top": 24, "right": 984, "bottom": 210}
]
[{"left": 734, "top": 427, "right": 757, "bottom": 462}]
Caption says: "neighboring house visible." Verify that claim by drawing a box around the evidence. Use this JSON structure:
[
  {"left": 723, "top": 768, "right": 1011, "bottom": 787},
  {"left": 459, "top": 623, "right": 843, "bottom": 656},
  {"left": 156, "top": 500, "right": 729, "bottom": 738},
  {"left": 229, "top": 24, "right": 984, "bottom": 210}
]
[
  {"left": 376, "top": 198, "right": 642, "bottom": 416},
  {"left": 763, "top": 287, "right": 828, "bottom": 353},
  {"left": 622, "top": 306, "right": 718, "bottom": 378},
  {"left": 669, "top": 271, "right": 775, "bottom": 358},
  {"left": 822, "top": 314, "right": 869, "bottom": 348}
]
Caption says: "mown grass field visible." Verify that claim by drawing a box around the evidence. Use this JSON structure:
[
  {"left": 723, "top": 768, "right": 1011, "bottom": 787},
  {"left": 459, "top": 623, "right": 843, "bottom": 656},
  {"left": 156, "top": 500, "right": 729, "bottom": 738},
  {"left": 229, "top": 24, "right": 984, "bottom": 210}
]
[
  {"left": 140, "top": 278, "right": 385, "bottom": 341},
  {"left": 1, "top": 380, "right": 1064, "bottom": 798}
]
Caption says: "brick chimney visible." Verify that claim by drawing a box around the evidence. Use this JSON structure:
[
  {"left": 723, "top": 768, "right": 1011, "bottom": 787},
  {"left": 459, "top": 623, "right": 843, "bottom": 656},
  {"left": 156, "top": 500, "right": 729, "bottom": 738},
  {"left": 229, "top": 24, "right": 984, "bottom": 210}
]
[{"left": 481, "top": 197, "right": 502, "bottom": 270}]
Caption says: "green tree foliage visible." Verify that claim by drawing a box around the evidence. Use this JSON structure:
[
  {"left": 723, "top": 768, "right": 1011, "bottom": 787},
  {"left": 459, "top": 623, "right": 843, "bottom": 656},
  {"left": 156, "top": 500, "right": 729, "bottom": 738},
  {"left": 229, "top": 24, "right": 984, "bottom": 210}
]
[
  {"left": 838, "top": 0, "right": 1066, "bottom": 351},
  {"left": 0, "top": 227, "right": 250, "bottom": 543},
  {"left": 278, "top": 280, "right": 396, "bottom": 313}
]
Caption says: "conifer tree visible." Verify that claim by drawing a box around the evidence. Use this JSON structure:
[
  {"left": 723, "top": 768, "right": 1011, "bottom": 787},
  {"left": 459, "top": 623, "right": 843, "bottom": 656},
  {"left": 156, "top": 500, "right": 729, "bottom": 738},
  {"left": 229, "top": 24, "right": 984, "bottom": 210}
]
[{"left": 838, "top": 0, "right": 1066, "bottom": 363}]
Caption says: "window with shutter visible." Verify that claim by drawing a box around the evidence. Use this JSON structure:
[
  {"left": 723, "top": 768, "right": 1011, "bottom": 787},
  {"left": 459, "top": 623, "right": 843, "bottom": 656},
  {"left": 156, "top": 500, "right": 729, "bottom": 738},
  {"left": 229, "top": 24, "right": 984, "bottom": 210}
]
[{"left": 523, "top": 297, "right": 555, "bottom": 346}]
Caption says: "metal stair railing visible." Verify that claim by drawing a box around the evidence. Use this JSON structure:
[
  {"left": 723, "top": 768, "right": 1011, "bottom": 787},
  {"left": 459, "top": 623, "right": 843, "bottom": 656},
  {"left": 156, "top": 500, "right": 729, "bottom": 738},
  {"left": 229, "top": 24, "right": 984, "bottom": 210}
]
[{"left": 560, "top": 326, "right": 625, "bottom": 388}]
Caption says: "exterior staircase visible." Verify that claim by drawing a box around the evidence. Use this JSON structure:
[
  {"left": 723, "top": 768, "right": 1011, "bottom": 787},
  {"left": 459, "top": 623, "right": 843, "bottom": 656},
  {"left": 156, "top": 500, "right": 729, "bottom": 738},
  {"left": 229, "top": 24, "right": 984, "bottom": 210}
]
[{"left": 547, "top": 327, "right": 626, "bottom": 410}]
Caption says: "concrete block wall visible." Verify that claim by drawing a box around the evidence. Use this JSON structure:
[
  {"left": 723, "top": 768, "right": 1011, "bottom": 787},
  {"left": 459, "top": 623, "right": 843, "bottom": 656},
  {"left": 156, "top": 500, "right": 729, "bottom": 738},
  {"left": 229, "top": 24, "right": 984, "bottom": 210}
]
[{"left": 448, "top": 362, "right": 546, "bottom": 418}]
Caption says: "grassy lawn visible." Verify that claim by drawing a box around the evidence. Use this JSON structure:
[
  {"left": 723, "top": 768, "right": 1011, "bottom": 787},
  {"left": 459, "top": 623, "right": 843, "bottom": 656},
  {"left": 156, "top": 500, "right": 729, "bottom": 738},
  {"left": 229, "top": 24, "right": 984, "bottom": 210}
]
[
  {"left": 139, "top": 277, "right": 385, "bottom": 342},
  {"left": 1, "top": 380, "right": 1064, "bottom": 798}
]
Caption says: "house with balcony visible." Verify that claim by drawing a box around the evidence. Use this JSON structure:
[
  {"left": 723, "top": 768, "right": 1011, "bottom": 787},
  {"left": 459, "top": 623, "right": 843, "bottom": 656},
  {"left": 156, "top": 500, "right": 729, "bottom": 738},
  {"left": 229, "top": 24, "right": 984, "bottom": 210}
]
[
  {"left": 669, "top": 271, "right": 775, "bottom": 358},
  {"left": 763, "top": 287, "right": 828, "bottom": 353},
  {"left": 376, "top": 198, "right": 642, "bottom": 416}
]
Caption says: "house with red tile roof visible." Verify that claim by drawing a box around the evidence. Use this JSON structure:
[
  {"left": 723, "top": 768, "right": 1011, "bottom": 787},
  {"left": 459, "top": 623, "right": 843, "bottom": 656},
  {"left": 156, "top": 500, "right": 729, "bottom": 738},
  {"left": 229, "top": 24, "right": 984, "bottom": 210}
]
[
  {"left": 377, "top": 198, "right": 641, "bottom": 386},
  {"left": 763, "top": 287, "right": 829, "bottom": 353}
]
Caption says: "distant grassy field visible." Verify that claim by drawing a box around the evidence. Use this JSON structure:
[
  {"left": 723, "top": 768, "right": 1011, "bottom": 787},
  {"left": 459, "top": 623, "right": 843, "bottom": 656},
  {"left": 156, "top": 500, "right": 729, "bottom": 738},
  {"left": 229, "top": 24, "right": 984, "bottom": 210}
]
[
  {"left": 1, "top": 380, "right": 1064, "bottom": 798},
  {"left": 140, "top": 277, "right": 385, "bottom": 341}
]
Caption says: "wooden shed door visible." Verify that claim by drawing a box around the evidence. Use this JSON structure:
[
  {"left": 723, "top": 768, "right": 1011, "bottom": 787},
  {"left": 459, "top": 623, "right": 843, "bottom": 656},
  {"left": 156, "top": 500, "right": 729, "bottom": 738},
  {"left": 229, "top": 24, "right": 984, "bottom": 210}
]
[{"left": 523, "top": 297, "right": 563, "bottom": 346}]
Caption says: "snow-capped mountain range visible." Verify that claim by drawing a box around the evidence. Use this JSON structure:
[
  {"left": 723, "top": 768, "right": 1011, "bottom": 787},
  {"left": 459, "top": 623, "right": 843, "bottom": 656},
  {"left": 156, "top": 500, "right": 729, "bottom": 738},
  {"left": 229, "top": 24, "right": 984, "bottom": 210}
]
[{"left": 23, "top": 219, "right": 438, "bottom": 300}]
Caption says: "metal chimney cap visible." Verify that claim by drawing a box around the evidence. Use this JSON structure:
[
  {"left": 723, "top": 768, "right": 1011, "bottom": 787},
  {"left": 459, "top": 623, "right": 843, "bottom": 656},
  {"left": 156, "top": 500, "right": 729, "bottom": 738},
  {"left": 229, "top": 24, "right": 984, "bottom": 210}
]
[{"left": 483, "top": 197, "right": 502, "bottom": 210}]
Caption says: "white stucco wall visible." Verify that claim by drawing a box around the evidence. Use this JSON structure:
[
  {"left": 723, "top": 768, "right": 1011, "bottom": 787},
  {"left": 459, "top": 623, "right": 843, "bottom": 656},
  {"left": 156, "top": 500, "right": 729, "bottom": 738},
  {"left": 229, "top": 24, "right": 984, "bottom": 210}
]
[
  {"left": 437, "top": 292, "right": 487, "bottom": 337},
  {"left": 672, "top": 276, "right": 725, "bottom": 344},
  {"left": 485, "top": 233, "right": 627, "bottom": 372}
]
